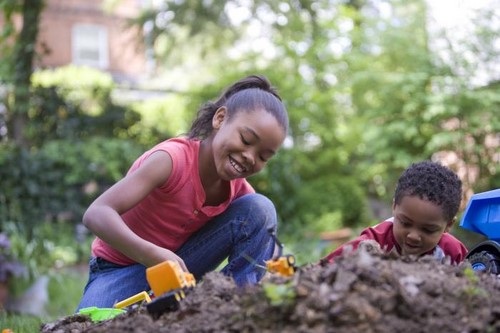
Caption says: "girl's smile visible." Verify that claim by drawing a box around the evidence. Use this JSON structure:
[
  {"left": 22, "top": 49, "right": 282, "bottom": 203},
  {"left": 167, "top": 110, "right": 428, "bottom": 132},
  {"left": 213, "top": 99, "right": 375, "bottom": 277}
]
[
  {"left": 229, "top": 156, "right": 247, "bottom": 175},
  {"left": 210, "top": 107, "right": 286, "bottom": 181}
]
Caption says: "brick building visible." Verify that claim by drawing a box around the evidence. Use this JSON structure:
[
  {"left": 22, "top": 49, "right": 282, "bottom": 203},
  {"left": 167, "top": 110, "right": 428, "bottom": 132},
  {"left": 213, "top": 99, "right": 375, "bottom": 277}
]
[{"left": 36, "top": 0, "right": 149, "bottom": 84}]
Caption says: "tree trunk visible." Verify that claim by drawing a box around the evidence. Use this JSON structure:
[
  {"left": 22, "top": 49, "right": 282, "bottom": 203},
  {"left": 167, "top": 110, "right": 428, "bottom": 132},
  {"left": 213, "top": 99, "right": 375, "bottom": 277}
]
[{"left": 9, "top": 0, "right": 44, "bottom": 147}]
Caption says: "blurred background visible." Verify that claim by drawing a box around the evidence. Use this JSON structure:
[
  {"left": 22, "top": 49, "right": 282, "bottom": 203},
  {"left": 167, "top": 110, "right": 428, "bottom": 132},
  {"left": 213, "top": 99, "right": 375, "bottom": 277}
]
[{"left": 0, "top": 0, "right": 499, "bottom": 330}]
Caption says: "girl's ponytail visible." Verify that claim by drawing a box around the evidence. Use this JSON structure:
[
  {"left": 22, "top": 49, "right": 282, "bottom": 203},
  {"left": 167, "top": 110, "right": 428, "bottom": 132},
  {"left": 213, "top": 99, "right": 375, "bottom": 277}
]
[{"left": 188, "top": 75, "right": 287, "bottom": 139}]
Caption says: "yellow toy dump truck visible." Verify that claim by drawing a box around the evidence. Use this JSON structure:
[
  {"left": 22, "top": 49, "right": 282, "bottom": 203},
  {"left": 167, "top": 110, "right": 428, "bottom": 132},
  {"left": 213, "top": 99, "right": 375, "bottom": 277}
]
[
  {"left": 145, "top": 260, "right": 196, "bottom": 317},
  {"left": 266, "top": 254, "right": 296, "bottom": 277},
  {"left": 114, "top": 260, "right": 196, "bottom": 318},
  {"left": 265, "top": 228, "right": 297, "bottom": 277}
]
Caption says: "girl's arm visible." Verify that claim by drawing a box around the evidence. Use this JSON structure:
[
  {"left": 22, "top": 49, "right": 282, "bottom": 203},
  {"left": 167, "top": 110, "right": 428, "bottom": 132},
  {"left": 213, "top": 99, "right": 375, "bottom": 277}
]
[{"left": 82, "top": 151, "right": 188, "bottom": 270}]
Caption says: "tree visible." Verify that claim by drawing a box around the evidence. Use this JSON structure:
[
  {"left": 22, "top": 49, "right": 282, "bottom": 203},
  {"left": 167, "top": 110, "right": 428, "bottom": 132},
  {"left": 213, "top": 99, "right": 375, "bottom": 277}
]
[{"left": 1, "top": 0, "right": 45, "bottom": 147}]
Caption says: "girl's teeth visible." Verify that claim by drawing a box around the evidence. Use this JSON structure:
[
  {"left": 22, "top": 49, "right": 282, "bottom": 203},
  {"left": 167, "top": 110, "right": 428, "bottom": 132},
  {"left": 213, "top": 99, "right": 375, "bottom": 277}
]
[{"left": 230, "top": 158, "right": 245, "bottom": 173}]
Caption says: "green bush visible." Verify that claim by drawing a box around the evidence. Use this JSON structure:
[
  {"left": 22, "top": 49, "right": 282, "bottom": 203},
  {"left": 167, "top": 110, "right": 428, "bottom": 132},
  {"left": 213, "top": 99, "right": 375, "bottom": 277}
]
[
  {"left": 0, "top": 145, "right": 75, "bottom": 239},
  {"left": 0, "top": 138, "right": 142, "bottom": 245}
]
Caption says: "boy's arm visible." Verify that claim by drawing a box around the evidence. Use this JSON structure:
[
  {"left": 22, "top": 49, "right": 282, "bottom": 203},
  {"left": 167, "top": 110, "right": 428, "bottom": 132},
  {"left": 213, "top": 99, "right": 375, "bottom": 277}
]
[
  {"left": 320, "top": 221, "right": 394, "bottom": 264},
  {"left": 438, "top": 233, "right": 469, "bottom": 264},
  {"left": 321, "top": 236, "right": 368, "bottom": 264}
]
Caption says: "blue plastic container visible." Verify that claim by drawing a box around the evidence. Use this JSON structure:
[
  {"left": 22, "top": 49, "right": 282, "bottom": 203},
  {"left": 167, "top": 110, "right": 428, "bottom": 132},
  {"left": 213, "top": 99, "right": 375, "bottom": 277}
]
[{"left": 460, "top": 189, "right": 500, "bottom": 242}]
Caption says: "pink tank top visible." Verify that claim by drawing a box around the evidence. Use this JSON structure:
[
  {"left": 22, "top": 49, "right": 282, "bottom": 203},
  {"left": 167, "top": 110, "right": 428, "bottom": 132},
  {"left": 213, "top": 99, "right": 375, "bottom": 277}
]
[{"left": 91, "top": 137, "right": 254, "bottom": 265}]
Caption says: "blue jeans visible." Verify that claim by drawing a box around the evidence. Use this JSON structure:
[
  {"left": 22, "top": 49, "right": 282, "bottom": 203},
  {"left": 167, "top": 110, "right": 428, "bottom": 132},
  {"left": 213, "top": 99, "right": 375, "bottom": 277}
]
[{"left": 76, "top": 193, "right": 277, "bottom": 310}]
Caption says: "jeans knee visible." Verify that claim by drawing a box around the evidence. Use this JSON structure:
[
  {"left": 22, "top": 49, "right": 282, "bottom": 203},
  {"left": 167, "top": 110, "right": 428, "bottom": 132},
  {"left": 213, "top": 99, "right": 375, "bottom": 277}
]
[{"left": 241, "top": 193, "right": 277, "bottom": 230}]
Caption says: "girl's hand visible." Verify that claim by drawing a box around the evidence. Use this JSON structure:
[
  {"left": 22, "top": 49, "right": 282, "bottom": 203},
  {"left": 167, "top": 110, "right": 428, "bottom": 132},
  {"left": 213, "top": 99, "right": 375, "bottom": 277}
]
[{"left": 149, "top": 246, "right": 188, "bottom": 272}]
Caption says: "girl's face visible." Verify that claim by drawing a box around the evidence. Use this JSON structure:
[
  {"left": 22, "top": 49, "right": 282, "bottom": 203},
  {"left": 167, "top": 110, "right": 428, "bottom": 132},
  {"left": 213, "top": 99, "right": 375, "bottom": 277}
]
[
  {"left": 211, "top": 107, "right": 286, "bottom": 180},
  {"left": 392, "top": 195, "right": 453, "bottom": 256}
]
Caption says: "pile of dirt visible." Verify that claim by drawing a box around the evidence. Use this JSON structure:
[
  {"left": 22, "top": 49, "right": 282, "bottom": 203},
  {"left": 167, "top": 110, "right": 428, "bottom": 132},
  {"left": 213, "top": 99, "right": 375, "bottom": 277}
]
[{"left": 41, "top": 243, "right": 500, "bottom": 333}]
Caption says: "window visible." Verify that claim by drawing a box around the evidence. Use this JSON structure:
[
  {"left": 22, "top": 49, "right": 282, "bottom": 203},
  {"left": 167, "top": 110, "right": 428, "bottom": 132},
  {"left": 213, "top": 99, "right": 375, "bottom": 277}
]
[{"left": 72, "top": 24, "right": 108, "bottom": 68}]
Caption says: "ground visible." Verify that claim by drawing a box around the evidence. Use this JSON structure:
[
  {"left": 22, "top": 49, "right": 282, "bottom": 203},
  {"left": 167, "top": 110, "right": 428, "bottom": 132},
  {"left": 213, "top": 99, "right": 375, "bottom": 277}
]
[{"left": 41, "top": 243, "right": 500, "bottom": 333}]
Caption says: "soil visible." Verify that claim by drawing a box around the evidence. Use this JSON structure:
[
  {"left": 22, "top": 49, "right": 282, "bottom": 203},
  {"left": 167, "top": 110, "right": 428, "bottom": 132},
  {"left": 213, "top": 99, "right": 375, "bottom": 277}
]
[{"left": 40, "top": 242, "right": 500, "bottom": 333}]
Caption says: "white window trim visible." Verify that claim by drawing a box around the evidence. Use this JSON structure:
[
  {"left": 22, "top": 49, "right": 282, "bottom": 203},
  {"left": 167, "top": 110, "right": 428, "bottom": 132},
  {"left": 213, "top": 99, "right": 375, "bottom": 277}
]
[{"left": 71, "top": 24, "right": 109, "bottom": 69}]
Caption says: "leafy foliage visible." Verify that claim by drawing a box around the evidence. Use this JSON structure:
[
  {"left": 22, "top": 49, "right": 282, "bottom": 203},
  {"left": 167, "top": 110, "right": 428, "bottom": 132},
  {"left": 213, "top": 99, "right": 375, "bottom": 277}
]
[
  {"left": 262, "top": 280, "right": 295, "bottom": 306},
  {"left": 4, "top": 221, "right": 91, "bottom": 280},
  {"left": 0, "top": 232, "right": 25, "bottom": 282},
  {"left": 0, "top": 66, "right": 145, "bottom": 243},
  {"left": 132, "top": 0, "right": 500, "bottom": 236},
  {"left": 0, "top": 146, "right": 76, "bottom": 238},
  {"left": 0, "top": 138, "right": 142, "bottom": 242},
  {"left": 127, "top": 95, "right": 191, "bottom": 148}
]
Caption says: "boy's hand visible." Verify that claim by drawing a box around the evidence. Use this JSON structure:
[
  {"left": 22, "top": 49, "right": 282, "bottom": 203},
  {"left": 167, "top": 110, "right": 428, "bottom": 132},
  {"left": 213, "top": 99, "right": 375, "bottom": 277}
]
[{"left": 358, "top": 239, "right": 383, "bottom": 255}]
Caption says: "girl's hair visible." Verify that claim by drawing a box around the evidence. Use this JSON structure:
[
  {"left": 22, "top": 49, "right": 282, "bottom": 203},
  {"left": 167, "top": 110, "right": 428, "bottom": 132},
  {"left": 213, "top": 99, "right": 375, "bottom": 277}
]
[
  {"left": 188, "top": 75, "right": 289, "bottom": 139},
  {"left": 393, "top": 160, "right": 463, "bottom": 221}
]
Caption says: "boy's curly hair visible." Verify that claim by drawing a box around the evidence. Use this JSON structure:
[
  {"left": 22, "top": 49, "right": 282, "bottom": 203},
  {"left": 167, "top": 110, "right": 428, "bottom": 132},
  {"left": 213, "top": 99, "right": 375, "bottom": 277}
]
[{"left": 394, "top": 161, "right": 462, "bottom": 221}]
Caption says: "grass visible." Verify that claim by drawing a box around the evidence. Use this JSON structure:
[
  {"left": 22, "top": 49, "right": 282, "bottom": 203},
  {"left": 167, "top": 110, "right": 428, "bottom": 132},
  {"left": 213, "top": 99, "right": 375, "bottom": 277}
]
[
  {"left": 0, "top": 314, "right": 41, "bottom": 333},
  {"left": 46, "top": 266, "right": 88, "bottom": 317},
  {"left": 1, "top": 267, "right": 88, "bottom": 333}
]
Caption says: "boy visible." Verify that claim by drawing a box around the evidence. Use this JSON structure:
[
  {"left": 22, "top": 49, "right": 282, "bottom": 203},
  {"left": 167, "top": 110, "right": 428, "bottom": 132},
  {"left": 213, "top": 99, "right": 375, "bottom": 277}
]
[{"left": 322, "top": 161, "right": 468, "bottom": 264}]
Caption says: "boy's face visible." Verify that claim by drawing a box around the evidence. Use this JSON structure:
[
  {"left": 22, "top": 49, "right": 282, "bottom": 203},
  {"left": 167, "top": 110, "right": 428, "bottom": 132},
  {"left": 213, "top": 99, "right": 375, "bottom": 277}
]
[{"left": 392, "top": 195, "right": 453, "bottom": 256}]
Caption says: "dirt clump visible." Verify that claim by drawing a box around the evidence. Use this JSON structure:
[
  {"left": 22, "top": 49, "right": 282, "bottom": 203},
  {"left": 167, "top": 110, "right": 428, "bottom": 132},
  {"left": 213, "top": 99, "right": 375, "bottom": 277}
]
[{"left": 41, "top": 246, "right": 500, "bottom": 333}]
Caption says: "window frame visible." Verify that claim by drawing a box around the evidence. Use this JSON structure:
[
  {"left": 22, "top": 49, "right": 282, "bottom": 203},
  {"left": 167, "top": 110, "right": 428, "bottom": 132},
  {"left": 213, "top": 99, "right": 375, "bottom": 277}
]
[{"left": 71, "top": 23, "right": 109, "bottom": 69}]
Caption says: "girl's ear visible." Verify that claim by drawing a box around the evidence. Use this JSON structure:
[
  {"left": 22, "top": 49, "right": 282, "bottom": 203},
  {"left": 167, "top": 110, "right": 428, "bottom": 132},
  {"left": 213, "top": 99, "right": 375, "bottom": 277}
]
[
  {"left": 212, "top": 107, "right": 227, "bottom": 130},
  {"left": 444, "top": 217, "right": 456, "bottom": 233}
]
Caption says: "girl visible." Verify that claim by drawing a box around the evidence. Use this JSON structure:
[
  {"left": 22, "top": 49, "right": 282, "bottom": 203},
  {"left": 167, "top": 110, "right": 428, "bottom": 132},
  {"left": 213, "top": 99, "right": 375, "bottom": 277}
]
[{"left": 77, "top": 75, "right": 289, "bottom": 309}]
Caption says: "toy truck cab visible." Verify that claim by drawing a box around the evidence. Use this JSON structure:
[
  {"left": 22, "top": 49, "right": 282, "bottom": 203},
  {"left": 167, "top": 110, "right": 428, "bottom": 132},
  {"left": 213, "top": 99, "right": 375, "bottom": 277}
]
[
  {"left": 145, "top": 260, "right": 196, "bottom": 317},
  {"left": 114, "top": 260, "right": 196, "bottom": 318},
  {"left": 459, "top": 188, "right": 500, "bottom": 274}
]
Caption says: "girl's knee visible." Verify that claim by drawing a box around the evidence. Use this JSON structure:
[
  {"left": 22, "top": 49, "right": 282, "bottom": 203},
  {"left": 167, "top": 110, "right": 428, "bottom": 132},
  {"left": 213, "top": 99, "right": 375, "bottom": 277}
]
[
  {"left": 241, "top": 193, "right": 276, "bottom": 214},
  {"left": 248, "top": 193, "right": 275, "bottom": 211},
  {"left": 241, "top": 193, "right": 277, "bottom": 229}
]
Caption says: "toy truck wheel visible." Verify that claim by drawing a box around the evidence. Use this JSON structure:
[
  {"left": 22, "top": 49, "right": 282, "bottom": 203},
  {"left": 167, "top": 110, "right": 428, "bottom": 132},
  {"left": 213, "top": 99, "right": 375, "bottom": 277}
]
[
  {"left": 146, "top": 290, "right": 184, "bottom": 318},
  {"left": 467, "top": 251, "right": 500, "bottom": 274}
]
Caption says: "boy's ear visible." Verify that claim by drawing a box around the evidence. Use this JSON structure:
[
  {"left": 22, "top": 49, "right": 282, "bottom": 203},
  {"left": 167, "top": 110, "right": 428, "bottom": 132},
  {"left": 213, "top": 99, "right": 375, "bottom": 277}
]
[
  {"left": 444, "top": 217, "right": 456, "bottom": 233},
  {"left": 212, "top": 107, "right": 227, "bottom": 129}
]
